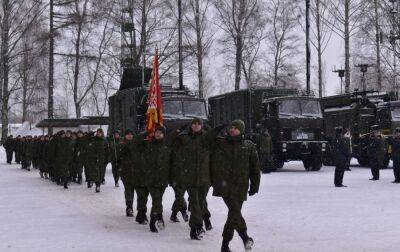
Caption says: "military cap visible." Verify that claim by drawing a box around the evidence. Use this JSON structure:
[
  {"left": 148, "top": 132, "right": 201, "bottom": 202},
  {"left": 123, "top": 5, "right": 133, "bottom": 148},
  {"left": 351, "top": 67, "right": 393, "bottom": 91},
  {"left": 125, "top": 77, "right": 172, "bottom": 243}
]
[
  {"left": 155, "top": 125, "right": 166, "bottom": 135},
  {"left": 231, "top": 119, "right": 245, "bottom": 134},
  {"left": 395, "top": 127, "right": 400, "bottom": 133},
  {"left": 125, "top": 129, "right": 134, "bottom": 135},
  {"left": 191, "top": 117, "right": 203, "bottom": 125}
]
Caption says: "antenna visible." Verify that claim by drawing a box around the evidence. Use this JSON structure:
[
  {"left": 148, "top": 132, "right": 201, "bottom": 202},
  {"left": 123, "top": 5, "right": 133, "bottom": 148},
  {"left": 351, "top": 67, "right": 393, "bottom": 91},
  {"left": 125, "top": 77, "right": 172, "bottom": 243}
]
[
  {"left": 333, "top": 66, "right": 346, "bottom": 94},
  {"left": 355, "top": 64, "right": 374, "bottom": 92}
]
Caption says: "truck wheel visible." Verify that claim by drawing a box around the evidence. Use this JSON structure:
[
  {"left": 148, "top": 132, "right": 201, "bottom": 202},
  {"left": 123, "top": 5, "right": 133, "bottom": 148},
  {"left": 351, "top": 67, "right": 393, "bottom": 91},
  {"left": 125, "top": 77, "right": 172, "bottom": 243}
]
[
  {"left": 303, "top": 159, "right": 312, "bottom": 171},
  {"left": 311, "top": 155, "right": 322, "bottom": 171},
  {"left": 357, "top": 158, "right": 368, "bottom": 167}
]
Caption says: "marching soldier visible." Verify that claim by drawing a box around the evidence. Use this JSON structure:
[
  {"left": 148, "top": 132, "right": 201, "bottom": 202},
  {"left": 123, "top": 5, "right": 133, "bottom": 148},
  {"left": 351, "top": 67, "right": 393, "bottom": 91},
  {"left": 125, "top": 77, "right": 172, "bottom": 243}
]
[
  {"left": 388, "top": 127, "right": 400, "bottom": 183},
  {"left": 86, "top": 128, "right": 108, "bottom": 193},
  {"left": 171, "top": 118, "right": 212, "bottom": 240},
  {"left": 3, "top": 135, "right": 14, "bottom": 164},
  {"left": 14, "top": 135, "right": 22, "bottom": 164},
  {"left": 368, "top": 125, "right": 384, "bottom": 181},
  {"left": 108, "top": 130, "right": 122, "bottom": 187},
  {"left": 332, "top": 127, "right": 351, "bottom": 187},
  {"left": 210, "top": 120, "right": 260, "bottom": 252},
  {"left": 54, "top": 131, "right": 74, "bottom": 189},
  {"left": 74, "top": 131, "right": 86, "bottom": 184},
  {"left": 143, "top": 126, "right": 171, "bottom": 232},
  {"left": 119, "top": 129, "right": 137, "bottom": 218}
]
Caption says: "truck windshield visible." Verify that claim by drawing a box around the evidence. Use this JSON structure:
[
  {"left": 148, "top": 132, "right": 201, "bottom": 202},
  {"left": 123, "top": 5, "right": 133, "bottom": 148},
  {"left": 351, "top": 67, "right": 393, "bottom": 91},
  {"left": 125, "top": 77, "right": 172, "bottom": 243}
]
[
  {"left": 392, "top": 107, "right": 400, "bottom": 121},
  {"left": 163, "top": 100, "right": 183, "bottom": 115},
  {"left": 183, "top": 100, "right": 207, "bottom": 117},
  {"left": 279, "top": 99, "right": 322, "bottom": 118}
]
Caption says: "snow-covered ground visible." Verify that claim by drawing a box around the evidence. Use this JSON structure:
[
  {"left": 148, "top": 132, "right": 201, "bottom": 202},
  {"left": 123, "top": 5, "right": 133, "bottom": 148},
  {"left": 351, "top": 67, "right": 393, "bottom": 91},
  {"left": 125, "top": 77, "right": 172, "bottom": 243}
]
[{"left": 1, "top": 148, "right": 400, "bottom": 252}]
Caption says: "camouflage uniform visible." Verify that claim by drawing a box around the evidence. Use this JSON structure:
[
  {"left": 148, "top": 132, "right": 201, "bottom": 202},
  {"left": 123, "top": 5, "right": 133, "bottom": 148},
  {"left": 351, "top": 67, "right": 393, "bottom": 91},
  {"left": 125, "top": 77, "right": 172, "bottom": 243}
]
[
  {"left": 54, "top": 134, "right": 74, "bottom": 186},
  {"left": 86, "top": 135, "right": 108, "bottom": 186}
]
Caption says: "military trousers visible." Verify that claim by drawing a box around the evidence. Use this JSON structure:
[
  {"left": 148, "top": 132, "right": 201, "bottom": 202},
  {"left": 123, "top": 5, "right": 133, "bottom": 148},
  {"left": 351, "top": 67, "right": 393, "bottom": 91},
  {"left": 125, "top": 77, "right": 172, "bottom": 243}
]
[
  {"left": 15, "top": 151, "right": 21, "bottom": 163},
  {"left": 334, "top": 164, "right": 346, "bottom": 186},
  {"left": 122, "top": 181, "right": 135, "bottom": 204},
  {"left": 6, "top": 150, "right": 13, "bottom": 164},
  {"left": 393, "top": 160, "right": 400, "bottom": 182},
  {"left": 370, "top": 161, "right": 380, "bottom": 180},
  {"left": 135, "top": 186, "right": 150, "bottom": 213},
  {"left": 111, "top": 162, "right": 120, "bottom": 183},
  {"left": 148, "top": 187, "right": 166, "bottom": 217},
  {"left": 222, "top": 197, "right": 247, "bottom": 241},
  {"left": 171, "top": 186, "right": 187, "bottom": 213},
  {"left": 187, "top": 186, "right": 209, "bottom": 229}
]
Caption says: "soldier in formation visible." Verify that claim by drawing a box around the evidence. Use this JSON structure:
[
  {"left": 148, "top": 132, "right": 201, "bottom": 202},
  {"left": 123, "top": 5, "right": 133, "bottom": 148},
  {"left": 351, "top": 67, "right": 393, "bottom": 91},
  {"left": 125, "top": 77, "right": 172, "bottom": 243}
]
[
  {"left": 3, "top": 135, "right": 15, "bottom": 164},
  {"left": 388, "top": 127, "right": 400, "bottom": 183},
  {"left": 368, "top": 125, "right": 384, "bottom": 181}
]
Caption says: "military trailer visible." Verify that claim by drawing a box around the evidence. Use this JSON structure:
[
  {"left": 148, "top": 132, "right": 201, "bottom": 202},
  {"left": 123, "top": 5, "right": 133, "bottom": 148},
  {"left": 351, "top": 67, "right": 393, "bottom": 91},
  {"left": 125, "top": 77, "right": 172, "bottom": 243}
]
[
  {"left": 108, "top": 68, "right": 208, "bottom": 134},
  {"left": 321, "top": 91, "right": 393, "bottom": 167},
  {"left": 208, "top": 88, "right": 326, "bottom": 171}
]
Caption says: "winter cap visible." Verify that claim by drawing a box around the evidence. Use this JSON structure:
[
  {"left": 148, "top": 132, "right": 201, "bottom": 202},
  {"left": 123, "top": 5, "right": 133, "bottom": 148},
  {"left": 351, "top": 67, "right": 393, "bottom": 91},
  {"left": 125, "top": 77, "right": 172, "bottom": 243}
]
[
  {"left": 155, "top": 125, "right": 166, "bottom": 135},
  {"left": 191, "top": 118, "right": 203, "bottom": 126},
  {"left": 96, "top": 128, "right": 104, "bottom": 133},
  {"left": 231, "top": 119, "right": 245, "bottom": 134},
  {"left": 125, "top": 129, "right": 134, "bottom": 136},
  {"left": 396, "top": 127, "right": 400, "bottom": 133}
]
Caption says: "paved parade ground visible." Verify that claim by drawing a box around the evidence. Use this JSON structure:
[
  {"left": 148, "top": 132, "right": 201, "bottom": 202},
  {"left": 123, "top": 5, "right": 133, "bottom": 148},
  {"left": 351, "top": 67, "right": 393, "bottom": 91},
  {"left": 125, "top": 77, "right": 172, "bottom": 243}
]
[{"left": 1, "top": 151, "right": 400, "bottom": 252}]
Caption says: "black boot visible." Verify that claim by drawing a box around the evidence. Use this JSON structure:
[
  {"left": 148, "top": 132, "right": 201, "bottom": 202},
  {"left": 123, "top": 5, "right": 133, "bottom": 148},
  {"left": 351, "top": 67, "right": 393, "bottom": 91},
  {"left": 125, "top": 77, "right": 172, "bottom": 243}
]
[
  {"left": 136, "top": 211, "right": 148, "bottom": 225},
  {"left": 238, "top": 229, "right": 254, "bottom": 250},
  {"left": 77, "top": 176, "right": 82, "bottom": 184},
  {"left": 156, "top": 214, "right": 165, "bottom": 231},
  {"left": 115, "top": 181, "right": 119, "bottom": 187},
  {"left": 150, "top": 216, "right": 158, "bottom": 233},
  {"left": 190, "top": 228, "right": 201, "bottom": 240},
  {"left": 204, "top": 217, "right": 213, "bottom": 231},
  {"left": 39, "top": 171, "right": 44, "bottom": 178},
  {"left": 87, "top": 182, "right": 93, "bottom": 188},
  {"left": 221, "top": 240, "right": 231, "bottom": 252},
  {"left": 126, "top": 201, "right": 133, "bottom": 217},
  {"left": 181, "top": 210, "right": 189, "bottom": 222},
  {"left": 170, "top": 211, "right": 179, "bottom": 223},
  {"left": 64, "top": 182, "right": 68, "bottom": 189},
  {"left": 95, "top": 183, "right": 101, "bottom": 193}
]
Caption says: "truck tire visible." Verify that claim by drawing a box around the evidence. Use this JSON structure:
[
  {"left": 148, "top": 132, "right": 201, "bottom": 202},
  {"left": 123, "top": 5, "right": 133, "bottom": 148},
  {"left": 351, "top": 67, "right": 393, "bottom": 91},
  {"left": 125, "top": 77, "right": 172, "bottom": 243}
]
[
  {"left": 311, "top": 155, "right": 322, "bottom": 171},
  {"left": 357, "top": 158, "right": 368, "bottom": 167}
]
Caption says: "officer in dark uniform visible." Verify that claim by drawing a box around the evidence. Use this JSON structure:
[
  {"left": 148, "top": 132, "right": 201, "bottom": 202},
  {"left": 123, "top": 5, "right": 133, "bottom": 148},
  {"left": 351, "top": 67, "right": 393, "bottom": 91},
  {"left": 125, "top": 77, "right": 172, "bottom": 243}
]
[
  {"left": 332, "top": 127, "right": 351, "bottom": 187},
  {"left": 368, "top": 125, "right": 384, "bottom": 181},
  {"left": 388, "top": 127, "right": 400, "bottom": 183}
]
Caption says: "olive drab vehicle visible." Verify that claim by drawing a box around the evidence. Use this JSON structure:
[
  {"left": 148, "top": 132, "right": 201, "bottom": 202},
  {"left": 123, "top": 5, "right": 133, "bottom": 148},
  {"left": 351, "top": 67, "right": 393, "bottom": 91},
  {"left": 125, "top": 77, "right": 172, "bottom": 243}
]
[
  {"left": 262, "top": 95, "right": 326, "bottom": 171},
  {"left": 321, "top": 90, "right": 394, "bottom": 168},
  {"left": 208, "top": 88, "right": 326, "bottom": 171},
  {"left": 108, "top": 67, "right": 208, "bottom": 134}
]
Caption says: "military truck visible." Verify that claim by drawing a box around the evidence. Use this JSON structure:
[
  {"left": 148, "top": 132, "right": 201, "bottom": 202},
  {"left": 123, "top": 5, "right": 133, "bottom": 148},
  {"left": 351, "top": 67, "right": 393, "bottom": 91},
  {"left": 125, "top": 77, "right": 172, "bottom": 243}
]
[
  {"left": 208, "top": 88, "right": 326, "bottom": 171},
  {"left": 321, "top": 91, "right": 393, "bottom": 167},
  {"left": 108, "top": 67, "right": 208, "bottom": 134}
]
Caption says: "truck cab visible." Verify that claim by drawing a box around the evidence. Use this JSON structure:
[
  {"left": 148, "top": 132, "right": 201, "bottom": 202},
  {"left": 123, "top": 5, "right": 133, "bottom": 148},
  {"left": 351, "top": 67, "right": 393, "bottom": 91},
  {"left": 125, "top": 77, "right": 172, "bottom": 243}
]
[{"left": 262, "top": 96, "right": 326, "bottom": 171}]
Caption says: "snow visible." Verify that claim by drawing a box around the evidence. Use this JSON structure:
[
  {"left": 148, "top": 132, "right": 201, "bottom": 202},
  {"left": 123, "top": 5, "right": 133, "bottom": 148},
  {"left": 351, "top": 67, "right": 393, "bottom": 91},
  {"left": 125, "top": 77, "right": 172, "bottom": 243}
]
[{"left": 1, "top": 147, "right": 400, "bottom": 252}]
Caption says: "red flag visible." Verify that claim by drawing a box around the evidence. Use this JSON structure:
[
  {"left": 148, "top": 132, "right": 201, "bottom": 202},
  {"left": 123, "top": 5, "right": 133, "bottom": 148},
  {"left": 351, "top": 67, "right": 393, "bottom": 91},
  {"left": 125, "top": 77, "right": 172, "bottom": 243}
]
[{"left": 146, "top": 49, "right": 164, "bottom": 134}]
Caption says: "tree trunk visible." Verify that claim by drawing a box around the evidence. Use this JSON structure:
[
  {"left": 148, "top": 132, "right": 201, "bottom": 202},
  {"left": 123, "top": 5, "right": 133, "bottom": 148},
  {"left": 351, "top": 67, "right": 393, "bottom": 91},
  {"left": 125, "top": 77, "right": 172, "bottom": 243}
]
[
  {"left": 194, "top": 0, "right": 204, "bottom": 98},
  {"left": 22, "top": 42, "right": 29, "bottom": 122},
  {"left": 235, "top": 0, "right": 245, "bottom": 90},
  {"left": 48, "top": 0, "right": 54, "bottom": 134},
  {"left": 344, "top": 0, "right": 351, "bottom": 93},
  {"left": 73, "top": 2, "right": 84, "bottom": 118},
  {"left": 316, "top": 0, "right": 323, "bottom": 98},
  {"left": 374, "top": 0, "right": 382, "bottom": 90},
  {"left": 1, "top": 0, "right": 11, "bottom": 142}
]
